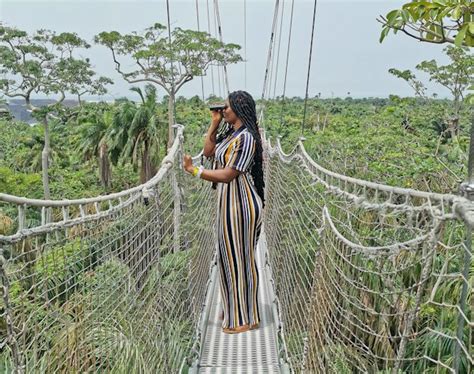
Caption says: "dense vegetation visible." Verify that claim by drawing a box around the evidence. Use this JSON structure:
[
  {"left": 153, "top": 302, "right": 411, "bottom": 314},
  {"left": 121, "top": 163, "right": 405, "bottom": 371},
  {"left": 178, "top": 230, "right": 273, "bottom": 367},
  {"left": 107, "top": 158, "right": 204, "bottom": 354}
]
[{"left": 1, "top": 95, "right": 471, "bottom": 202}]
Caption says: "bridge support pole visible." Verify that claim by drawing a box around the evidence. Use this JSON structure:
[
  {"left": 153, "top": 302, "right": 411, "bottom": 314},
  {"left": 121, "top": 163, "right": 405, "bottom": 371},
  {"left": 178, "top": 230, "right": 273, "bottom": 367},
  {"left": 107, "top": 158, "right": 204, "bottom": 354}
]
[
  {"left": 172, "top": 125, "right": 184, "bottom": 253},
  {"left": 455, "top": 112, "right": 474, "bottom": 373}
]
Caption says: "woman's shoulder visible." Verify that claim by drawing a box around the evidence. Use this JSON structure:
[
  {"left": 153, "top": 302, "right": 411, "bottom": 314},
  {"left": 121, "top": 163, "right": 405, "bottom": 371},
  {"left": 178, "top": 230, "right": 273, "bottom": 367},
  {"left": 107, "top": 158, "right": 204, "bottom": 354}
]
[{"left": 238, "top": 129, "right": 255, "bottom": 143}]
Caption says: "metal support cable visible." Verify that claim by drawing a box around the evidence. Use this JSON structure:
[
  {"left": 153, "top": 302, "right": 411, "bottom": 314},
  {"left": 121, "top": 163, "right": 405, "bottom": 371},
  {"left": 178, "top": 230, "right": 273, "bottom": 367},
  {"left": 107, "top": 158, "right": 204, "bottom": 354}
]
[
  {"left": 244, "top": 0, "right": 247, "bottom": 90},
  {"left": 279, "top": 0, "right": 295, "bottom": 133},
  {"left": 206, "top": 0, "right": 216, "bottom": 96},
  {"left": 260, "top": 0, "right": 281, "bottom": 126},
  {"left": 301, "top": 0, "right": 319, "bottom": 136},
  {"left": 213, "top": 0, "right": 230, "bottom": 96},
  {"left": 195, "top": 0, "right": 206, "bottom": 102},
  {"left": 166, "top": 0, "right": 177, "bottom": 124},
  {"left": 272, "top": 0, "right": 285, "bottom": 99},
  {"left": 212, "top": 2, "right": 223, "bottom": 98}
]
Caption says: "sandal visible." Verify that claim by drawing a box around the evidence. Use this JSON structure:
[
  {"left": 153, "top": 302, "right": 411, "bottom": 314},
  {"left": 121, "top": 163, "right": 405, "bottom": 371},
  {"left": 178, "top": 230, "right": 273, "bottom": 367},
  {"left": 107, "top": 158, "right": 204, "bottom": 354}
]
[
  {"left": 249, "top": 322, "right": 260, "bottom": 330},
  {"left": 222, "top": 324, "right": 250, "bottom": 334}
]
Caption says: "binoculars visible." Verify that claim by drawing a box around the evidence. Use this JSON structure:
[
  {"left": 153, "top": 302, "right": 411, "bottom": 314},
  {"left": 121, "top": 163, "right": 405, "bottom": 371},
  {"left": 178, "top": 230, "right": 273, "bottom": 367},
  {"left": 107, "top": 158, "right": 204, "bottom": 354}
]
[{"left": 209, "top": 103, "right": 226, "bottom": 111}]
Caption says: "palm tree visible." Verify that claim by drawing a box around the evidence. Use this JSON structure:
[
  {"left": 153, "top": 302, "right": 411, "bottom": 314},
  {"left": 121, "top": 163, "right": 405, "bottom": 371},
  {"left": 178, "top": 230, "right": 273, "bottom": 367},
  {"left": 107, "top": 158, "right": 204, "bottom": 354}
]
[
  {"left": 110, "top": 85, "right": 164, "bottom": 183},
  {"left": 76, "top": 104, "right": 113, "bottom": 190}
]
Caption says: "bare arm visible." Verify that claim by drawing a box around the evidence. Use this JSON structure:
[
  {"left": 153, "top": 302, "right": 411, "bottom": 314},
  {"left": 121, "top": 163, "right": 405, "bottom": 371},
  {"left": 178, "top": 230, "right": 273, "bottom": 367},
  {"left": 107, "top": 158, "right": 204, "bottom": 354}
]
[
  {"left": 203, "top": 111, "right": 223, "bottom": 158},
  {"left": 200, "top": 167, "right": 241, "bottom": 184}
]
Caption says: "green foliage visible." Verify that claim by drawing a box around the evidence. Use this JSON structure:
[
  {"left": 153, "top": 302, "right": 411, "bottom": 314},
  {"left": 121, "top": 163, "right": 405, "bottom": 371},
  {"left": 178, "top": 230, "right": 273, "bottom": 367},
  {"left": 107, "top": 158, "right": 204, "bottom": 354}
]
[
  {"left": 0, "top": 26, "right": 112, "bottom": 106},
  {"left": 95, "top": 23, "right": 241, "bottom": 95},
  {"left": 264, "top": 97, "right": 470, "bottom": 193},
  {"left": 109, "top": 85, "right": 166, "bottom": 183},
  {"left": 34, "top": 238, "right": 90, "bottom": 302},
  {"left": 379, "top": 0, "right": 474, "bottom": 47}
]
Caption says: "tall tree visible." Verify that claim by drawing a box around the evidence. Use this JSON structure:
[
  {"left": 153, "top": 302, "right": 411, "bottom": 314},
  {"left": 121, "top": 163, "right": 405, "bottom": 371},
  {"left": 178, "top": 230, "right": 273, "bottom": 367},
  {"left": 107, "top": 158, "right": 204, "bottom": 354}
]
[
  {"left": 109, "top": 85, "right": 164, "bottom": 183},
  {"left": 95, "top": 23, "right": 242, "bottom": 148},
  {"left": 389, "top": 46, "right": 473, "bottom": 137},
  {"left": 0, "top": 26, "right": 112, "bottom": 199},
  {"left": 378, "top": 0, "right": 474, "bottom": 47},
  {"left": 76, "top": 104, "right": 114, "bottom": 189},
  {"left": 417, "top": 46, "right": 473, "bottom": 135}
]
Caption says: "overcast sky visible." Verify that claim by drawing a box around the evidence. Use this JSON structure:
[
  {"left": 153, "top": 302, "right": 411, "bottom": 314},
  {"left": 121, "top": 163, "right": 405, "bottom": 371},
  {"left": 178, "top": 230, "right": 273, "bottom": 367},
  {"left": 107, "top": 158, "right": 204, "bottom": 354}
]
[{"left": 1, "top": 0, "right": 451, "bottom": 100}]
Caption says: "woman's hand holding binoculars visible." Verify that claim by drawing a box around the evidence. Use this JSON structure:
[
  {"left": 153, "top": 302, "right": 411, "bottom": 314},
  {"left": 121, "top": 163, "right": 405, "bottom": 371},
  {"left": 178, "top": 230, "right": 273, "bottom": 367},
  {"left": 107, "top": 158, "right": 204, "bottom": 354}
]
[{"left": 211, "top": 109, "right": 223, "bottom": 125}]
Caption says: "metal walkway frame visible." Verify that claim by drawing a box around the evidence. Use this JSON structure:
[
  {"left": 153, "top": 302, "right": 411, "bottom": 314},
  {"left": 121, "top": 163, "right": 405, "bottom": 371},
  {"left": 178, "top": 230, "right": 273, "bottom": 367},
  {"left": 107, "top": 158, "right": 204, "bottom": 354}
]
[{"left": 191, "top": 229, "right": 289, "bottom": 373}]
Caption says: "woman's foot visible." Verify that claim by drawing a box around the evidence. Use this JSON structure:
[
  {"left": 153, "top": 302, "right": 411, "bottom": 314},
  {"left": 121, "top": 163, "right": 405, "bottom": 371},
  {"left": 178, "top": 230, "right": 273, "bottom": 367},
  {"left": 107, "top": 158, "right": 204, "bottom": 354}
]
[
  {"left": 222, "top": 324, "right": 251, "bottom": 334},
  {"left": 249, "top": 322, "right": 260, "bottom": 330}
]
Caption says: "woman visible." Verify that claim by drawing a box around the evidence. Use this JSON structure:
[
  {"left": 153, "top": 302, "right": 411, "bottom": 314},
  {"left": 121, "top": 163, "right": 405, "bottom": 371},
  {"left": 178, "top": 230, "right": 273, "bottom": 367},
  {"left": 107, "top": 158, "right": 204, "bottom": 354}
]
[{"left": 183, "top": 90, "right": 265, "bottom": 334}]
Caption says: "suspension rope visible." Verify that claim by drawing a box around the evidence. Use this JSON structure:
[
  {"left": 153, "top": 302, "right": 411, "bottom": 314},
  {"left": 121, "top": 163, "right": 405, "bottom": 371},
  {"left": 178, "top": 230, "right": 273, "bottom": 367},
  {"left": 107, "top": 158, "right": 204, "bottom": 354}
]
[
  {"left": 213, "top": 0, "right": 230, "bottom": 96},
  {"left": 267, "top": 2, "right": 279, "bottom": 100},
  {"left": 272, "top": 0, "right": 285, "bottom": 99},
  {"left": 278, "top": 0, "right": 295, "bottom": 133},
  {"left": 212, "top": 2, "right": 223, "bottom": 98},
  {"left": 260, "top": 0, "right": 281, "bottom": 125},
  {"left": 205, "top": 0, "right": 216, "bottom": 96},
  {"left": 166, "top": 0, "right": 177, "bottom": 123},
  {"left": 301, "top": 0, "right": 319, "bottom": 136},
  {"left": 244, "top": 0, "right": 247, "bottom": 90},
  {"left": 195, "top": 0, "right": 206, "bottom": 102}
]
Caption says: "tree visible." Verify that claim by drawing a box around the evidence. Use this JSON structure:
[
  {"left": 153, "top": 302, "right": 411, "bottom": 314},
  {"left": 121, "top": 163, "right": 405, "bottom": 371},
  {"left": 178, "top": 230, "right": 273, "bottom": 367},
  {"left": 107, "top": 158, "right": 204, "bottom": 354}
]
[
  {"left": 417, "top": 45, "right": 473, "bottom": 133},
  {"left": 76, "top": 104, "right": 114, "bottom": 189},
  {"left": 95, "top": 23, "right": 242, "bottom": 148},
  {"left": 389, "top": 46, "right": 473, "bottom": 137},
  {"left": 0, "top": 26, "right": 112, "bottom": 199},
  {"left": 109, "top": 85, "right": 164, "bottom": 183},
  {"left": 67, "top": 62, "right": 113, "bottom": 105},
  {"left": 378, "top": 0, "right": 474, "bottom": 47}
]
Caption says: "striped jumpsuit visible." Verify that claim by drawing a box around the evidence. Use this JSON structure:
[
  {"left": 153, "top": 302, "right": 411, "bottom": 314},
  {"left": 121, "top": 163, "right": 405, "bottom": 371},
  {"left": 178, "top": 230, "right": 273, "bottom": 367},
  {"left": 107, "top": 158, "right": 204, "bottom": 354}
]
[{"left": 215, "top": 126, "right": 263, "bottom": 329}]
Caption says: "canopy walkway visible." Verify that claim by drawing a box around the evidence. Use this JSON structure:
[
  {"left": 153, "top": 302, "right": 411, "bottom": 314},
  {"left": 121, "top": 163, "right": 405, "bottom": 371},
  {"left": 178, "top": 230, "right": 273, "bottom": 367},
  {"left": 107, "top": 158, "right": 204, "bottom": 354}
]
[{"left": 0, "top": 125, "right": 473, "bottom": 373}]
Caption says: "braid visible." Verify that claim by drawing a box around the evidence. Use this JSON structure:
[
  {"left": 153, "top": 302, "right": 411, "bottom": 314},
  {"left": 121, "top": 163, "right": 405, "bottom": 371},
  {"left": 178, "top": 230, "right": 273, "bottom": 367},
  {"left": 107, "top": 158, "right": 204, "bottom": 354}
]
[{"left": 228, "top": 90, "right": 265, "bottom": 208}]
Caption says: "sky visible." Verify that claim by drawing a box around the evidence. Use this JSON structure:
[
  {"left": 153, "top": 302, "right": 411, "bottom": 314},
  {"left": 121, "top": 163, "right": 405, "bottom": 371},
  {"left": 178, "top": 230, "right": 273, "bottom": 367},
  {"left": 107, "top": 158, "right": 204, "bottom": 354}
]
[{"left": 0, "top": 0, "right": 452, "bottom": 100}]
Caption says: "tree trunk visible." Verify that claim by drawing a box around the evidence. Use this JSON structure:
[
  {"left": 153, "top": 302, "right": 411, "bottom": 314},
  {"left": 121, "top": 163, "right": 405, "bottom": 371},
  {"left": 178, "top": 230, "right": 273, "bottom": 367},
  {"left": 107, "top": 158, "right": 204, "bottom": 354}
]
[
  {"left": 449, "top": 117, "right": 459, "bottom": 140},
  {"left": 450, "top": 93, "right": 461, "bottom": 140},
  {"left": 140, "top": 140, "right": 155, "bottom": 183},
  {"left": 42, "top": 117, "right": 51, "bottom": 200},
  {"left": 99, "top": 142, "right": 111, "bottom": 190},
  {"left": 167, "top": 90, "right": 175, "bottom": 149}
]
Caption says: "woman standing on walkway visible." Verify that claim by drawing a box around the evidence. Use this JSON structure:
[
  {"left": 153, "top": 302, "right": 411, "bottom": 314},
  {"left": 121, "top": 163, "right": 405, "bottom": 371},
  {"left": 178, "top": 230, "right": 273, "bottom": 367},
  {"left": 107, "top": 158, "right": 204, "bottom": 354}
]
[{"left": 183, "top": 90, "right": 265, "bottom": 334}]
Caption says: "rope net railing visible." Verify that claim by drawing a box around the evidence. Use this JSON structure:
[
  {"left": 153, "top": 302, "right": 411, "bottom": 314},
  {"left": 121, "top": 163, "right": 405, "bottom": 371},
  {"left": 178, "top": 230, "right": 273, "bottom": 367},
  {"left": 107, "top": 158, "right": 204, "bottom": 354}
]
[
  {"left": 1, "top": 118, "right": 472, "bottom": 373},
  {"left": 263, "top": 134, "right": 473, "bottom": 373},
  {"left": 0, "top": 125, "right": 218, "bottom": 373}
]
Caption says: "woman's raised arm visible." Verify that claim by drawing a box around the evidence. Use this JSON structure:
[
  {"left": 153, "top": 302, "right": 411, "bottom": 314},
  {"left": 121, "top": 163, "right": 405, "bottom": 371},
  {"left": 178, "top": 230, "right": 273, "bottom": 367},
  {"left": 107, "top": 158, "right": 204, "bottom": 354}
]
[{"left": 203, "top": 111, "right": 223, "bottom": 157}]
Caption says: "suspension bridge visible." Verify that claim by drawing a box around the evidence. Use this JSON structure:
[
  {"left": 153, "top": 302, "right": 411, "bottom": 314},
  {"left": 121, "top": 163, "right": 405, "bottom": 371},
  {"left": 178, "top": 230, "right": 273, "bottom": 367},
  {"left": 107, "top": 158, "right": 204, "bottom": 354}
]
[
  {"left": 0, "top": 123, "right": 473, "bottom": 373},
  {"left": 1, "top": 0, "right": 473, "bottom": 372}
]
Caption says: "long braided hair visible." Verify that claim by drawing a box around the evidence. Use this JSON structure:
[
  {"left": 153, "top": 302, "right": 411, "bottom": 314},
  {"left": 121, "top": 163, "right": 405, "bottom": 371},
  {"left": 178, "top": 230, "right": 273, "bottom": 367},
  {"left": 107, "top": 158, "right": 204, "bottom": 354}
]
[{"left": 215, "top": 90, "right": 265, "bottom": 207}]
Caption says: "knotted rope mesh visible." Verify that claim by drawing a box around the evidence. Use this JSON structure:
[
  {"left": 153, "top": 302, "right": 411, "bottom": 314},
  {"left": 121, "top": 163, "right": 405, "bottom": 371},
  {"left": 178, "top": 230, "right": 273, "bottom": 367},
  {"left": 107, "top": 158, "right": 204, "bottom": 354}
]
[
  {"left": 263, "top": 134, "right": 472, "bottom": 373},
  {"left": 1, "top": 122, "right": 472, "bottom": 373},
  {"left": 0, "top": 126, "right": 217, "bottom": 373}
]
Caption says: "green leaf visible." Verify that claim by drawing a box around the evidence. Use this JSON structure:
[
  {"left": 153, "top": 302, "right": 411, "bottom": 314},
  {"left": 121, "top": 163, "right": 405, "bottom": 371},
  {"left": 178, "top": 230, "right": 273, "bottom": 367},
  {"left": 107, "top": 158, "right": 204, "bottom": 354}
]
[
  {"left": 454, "top": 25, "right": 467, "bottom": 46},
  {"left": 469, "top": 22, "right": 474, "bottom": 35},
  {"left": 386, "top": 10, "right": 401, "bottom": 24},
  {"left": 379, "top": 27, "right": 390, "bottom": 43},
  {"left": 452, "top": 5, "right": 462, "bottom": 20}
]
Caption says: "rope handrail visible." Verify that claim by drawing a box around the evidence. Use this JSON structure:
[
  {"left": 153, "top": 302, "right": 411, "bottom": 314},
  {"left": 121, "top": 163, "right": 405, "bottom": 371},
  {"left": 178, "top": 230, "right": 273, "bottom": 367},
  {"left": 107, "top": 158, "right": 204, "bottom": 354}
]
[
  {"left": 262, "top": 126, "right": 473, "bottom": 373},
  {"left": 0, "top": 115, "right": 472, "bottom": 373},
  {"left": 0, "top": 125, "right": 185, "bottom": 208},
  {"left": 266, "top": 134, "right": 474, "bottom": 228},
  {"left": 0, "top": 123, "right": 218, "bottom": 373}
]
